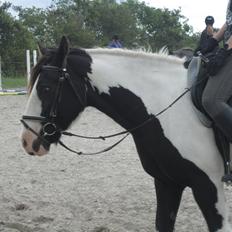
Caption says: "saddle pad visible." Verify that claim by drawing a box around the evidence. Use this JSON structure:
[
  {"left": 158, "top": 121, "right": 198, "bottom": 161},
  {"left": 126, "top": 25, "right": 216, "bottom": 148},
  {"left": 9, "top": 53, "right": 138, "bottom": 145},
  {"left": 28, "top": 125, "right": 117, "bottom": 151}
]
[{"left": 187, "top": 57, "right": 212, "bottom": 127}]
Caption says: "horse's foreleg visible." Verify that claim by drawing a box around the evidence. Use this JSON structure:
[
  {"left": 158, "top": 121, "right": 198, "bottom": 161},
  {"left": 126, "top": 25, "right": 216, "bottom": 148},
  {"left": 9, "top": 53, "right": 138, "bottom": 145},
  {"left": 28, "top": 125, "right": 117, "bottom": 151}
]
[
  {"left": 191, "top": 177, "right": 232, "bottom": 232},
  {"left": 154, "top": 179, "right": 184, "bottom": 232}
]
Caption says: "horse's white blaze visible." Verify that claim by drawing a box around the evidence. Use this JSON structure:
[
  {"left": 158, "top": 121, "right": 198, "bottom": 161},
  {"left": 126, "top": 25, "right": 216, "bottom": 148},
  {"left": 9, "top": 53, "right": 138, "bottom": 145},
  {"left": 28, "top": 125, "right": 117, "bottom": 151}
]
[
  {"left": 88, "top": 49, "right": 229, "bottom": 225},
  {"left": 21, "top": 79, "right": 47, "bottom": 155}
]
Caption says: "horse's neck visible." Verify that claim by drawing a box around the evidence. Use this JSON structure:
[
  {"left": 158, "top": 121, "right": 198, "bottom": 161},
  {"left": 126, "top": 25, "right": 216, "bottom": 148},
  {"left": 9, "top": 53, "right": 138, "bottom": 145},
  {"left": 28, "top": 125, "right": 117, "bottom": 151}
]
[
  {"left": 88, "top": 49, "right": 187, "bottom": 98},
  {"left": 87, "top": 50, "right": 187, "bottom": 129}
]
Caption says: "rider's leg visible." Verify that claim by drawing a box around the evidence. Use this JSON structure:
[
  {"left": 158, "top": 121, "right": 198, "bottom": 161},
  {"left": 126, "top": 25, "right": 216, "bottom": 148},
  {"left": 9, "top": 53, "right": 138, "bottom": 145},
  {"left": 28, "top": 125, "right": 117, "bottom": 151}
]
[
  {"left": 202, "top": 54, "right": 232, "bottom": 141},
  {"left": 226, "top": 35, "right": 232, "bottom": 49}
]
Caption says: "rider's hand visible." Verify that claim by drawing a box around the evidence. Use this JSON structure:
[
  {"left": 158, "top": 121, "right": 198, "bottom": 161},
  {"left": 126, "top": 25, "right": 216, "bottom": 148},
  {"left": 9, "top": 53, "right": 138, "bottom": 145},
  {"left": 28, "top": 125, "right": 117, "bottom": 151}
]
[{"left": 201, "top": 37, "right": 219, "bottom": 55}]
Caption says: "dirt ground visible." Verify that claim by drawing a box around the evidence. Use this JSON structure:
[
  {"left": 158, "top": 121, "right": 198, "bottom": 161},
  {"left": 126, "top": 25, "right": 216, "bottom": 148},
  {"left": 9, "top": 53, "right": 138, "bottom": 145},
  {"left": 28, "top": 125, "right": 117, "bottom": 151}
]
[{"left": 0, "top": 95, "right": 231, "bottom": 232}]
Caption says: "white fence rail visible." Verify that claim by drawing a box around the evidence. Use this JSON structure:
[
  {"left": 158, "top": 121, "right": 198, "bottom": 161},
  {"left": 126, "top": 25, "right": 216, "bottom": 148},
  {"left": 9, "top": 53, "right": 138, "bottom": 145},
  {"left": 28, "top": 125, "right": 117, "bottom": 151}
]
[{"left": 0, "top": 50, "right": 37, "bottom": 93}]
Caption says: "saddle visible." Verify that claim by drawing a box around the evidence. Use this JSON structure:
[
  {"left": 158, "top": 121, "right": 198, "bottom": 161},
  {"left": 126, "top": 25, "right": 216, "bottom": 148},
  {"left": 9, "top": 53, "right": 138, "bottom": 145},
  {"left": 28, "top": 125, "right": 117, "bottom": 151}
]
[
  {"left": 187, "top": 56, "right": 231, "bottom": 183},
  {"left": 187, "top": 56, "right": 212, "bottom": 127}
]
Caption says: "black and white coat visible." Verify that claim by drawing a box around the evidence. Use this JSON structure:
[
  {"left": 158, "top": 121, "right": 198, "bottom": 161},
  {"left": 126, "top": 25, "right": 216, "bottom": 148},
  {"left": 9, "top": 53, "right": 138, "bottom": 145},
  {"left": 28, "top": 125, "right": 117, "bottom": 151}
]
[{"left": 21, "top": 37, "right": 232, "bottom": 232}]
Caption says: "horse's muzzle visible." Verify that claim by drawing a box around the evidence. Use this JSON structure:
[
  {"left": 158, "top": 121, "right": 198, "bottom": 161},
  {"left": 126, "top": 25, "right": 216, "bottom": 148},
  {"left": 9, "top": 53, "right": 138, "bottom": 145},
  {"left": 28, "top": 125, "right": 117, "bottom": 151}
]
[{"left": 21, "top": 129, "right": 49, "bottom": 156}]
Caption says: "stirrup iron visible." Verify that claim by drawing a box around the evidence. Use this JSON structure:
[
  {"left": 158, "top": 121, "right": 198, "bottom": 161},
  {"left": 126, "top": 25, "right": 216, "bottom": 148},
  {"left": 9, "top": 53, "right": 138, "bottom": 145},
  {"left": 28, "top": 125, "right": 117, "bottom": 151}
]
[{"left": 222, "top": 161, "right": 232, "bottom": 185}]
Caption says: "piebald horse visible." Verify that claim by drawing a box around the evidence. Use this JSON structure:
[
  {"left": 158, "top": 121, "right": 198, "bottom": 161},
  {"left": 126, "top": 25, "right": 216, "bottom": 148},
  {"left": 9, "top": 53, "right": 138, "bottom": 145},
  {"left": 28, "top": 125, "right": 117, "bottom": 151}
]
[{"left": 20, "top": 36, "right": 232, "bottom": 232}]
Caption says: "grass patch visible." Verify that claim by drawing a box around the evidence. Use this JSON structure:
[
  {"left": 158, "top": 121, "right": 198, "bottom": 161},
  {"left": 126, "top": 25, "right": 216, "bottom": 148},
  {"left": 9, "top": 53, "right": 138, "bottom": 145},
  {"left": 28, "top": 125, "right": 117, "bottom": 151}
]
[{"left": 2, "top": 76, "right": 27, "bottom": 89}]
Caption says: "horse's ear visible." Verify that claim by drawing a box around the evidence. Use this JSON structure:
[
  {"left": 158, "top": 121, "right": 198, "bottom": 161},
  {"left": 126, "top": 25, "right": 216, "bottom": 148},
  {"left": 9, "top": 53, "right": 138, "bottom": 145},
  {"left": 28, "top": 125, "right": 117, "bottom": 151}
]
[
  {"left": 37, "top": 42, "right": 46, "bottom": 57},
  {"left": 53, "top": 36, "right": 70, "bottom": 68}
]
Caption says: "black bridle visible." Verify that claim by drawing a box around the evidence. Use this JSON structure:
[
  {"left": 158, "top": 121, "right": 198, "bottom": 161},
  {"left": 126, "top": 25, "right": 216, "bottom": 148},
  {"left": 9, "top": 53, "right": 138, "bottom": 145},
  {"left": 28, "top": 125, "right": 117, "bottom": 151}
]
[
  {"left": 21, "top": 65, "right": 131, "bottom": 155},
  {"left": 21, "top": 66, "right": 67, "bottom": 138},
  {"left": 21, "top": 65, "right": 90, "bottom": 153},
  {"left": 20, "top": 63, "right": 188, "bottom": 156},
  {"left": 21, "top": 55, "right": 208, "bottom": 156}
]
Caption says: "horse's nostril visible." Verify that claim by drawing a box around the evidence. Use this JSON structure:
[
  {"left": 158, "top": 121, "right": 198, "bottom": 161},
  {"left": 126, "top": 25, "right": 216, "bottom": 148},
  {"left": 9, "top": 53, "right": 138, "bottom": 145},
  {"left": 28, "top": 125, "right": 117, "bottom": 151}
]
[
  {"left": 22, "top": 139, "right": 27, "bottom": 148},
  {"left": 29, "top": 152, "right": 35, "bottom": 156},
  {"left": 32, "top": 139, "right": 40, "bottom": 152}
]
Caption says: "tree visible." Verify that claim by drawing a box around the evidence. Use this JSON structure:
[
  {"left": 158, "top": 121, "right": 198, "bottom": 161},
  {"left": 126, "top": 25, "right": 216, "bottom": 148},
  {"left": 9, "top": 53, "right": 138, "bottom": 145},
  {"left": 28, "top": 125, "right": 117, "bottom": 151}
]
[
  {"left": 11, "top": 0, "right": 200, "bottom": 62},
  {"left": 47, "top": 1, "right": 97, "bottom": 47},
  {"left": 17, "top": 0, "right": 97, "bottom": 47},
  {"left": 130, "top": 3, "right": 194, "bottom": 50},
  {"left": 17, "top": 7, "right": 49, "bottom": 44},
  {"left": 84, "top": 0, "right": 139, "bottom": 47},
  {"left": 0, "top": 2, "right": 35, "bottom": 77}
]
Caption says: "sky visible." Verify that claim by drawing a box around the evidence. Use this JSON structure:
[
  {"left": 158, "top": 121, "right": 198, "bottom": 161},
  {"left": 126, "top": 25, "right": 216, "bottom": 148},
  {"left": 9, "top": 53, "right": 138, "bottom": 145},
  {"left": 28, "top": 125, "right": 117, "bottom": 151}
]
[
  {"left": 144, "top": 0, "right": 229, "bottom": 32},
  {"left": 7, "top": 0, "right": 230, "bottom": 32}
]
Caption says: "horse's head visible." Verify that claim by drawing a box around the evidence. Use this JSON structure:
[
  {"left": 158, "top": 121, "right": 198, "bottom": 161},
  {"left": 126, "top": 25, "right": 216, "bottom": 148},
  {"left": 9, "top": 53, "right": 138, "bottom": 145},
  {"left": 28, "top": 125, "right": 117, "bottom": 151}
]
[{"left": 21, "top": 36, "right": 91, "bottom": 156}]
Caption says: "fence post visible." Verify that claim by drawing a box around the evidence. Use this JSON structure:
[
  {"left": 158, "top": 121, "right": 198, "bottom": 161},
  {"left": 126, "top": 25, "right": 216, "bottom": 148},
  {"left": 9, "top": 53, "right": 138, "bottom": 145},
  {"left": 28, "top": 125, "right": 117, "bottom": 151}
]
[
  {"left": 0, "top": 57, "right": 1, "bottom": 90},
  {"left": 33, "top": 50, "right": 37, "bottom": 67},
  {"left": 26, "top": 50, "right": 31, "bottom": 83}
]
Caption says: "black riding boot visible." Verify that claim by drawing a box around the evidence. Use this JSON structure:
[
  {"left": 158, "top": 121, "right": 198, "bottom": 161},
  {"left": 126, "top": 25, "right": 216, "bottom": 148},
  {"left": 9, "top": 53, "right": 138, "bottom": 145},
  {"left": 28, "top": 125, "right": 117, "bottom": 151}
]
[
  {"left": 214, "top": 106, "right": 232, "bottom": 142},
  {"left": 214, "top": 107, "right": 232, "bottom": 183},
  {"left": 214, "top": 106, "right": 232, "bottom": 143}
]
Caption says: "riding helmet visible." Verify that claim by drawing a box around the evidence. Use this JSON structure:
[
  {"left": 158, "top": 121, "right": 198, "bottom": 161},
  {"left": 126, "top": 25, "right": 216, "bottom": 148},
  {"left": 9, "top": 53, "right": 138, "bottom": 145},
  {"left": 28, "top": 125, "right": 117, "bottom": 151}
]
[{"left": 205, "top": 16, "right": 214, "bottom": 25}]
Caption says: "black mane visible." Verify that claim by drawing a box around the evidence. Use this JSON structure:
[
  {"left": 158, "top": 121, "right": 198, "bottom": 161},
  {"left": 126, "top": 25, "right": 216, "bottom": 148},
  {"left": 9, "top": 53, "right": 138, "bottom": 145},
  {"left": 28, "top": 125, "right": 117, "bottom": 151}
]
[{"left": 29, "top": 48, "right": 92, "bottom": 93}]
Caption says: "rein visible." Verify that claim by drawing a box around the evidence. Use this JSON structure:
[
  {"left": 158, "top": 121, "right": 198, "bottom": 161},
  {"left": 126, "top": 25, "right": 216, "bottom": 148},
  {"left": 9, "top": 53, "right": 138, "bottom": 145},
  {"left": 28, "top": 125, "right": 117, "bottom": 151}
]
[
  {"left": 21, "top": 65, "right": 130, "bottom": 156},
  {"left": 21, "top": 56, "right": 207, "bottom": 156},
  {"left": 62, "top": 88, "right": 190, "bottom": 140},
  {"left": 63, "top": 55, "right": 208, "bottom": 141}
]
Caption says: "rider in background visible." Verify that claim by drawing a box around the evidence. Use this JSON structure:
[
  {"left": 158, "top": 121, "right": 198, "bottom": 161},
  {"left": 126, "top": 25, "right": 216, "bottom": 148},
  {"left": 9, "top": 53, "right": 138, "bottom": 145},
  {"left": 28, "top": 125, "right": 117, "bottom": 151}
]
[
  {"left": 195, "top": 16, "right": 215, "bottom": 54},
  {"left": 200, "top": 0, "right": 232, "bottom": 141},
  {"left": 108, "top": 35, "right": 123, "bottom": 48}
]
